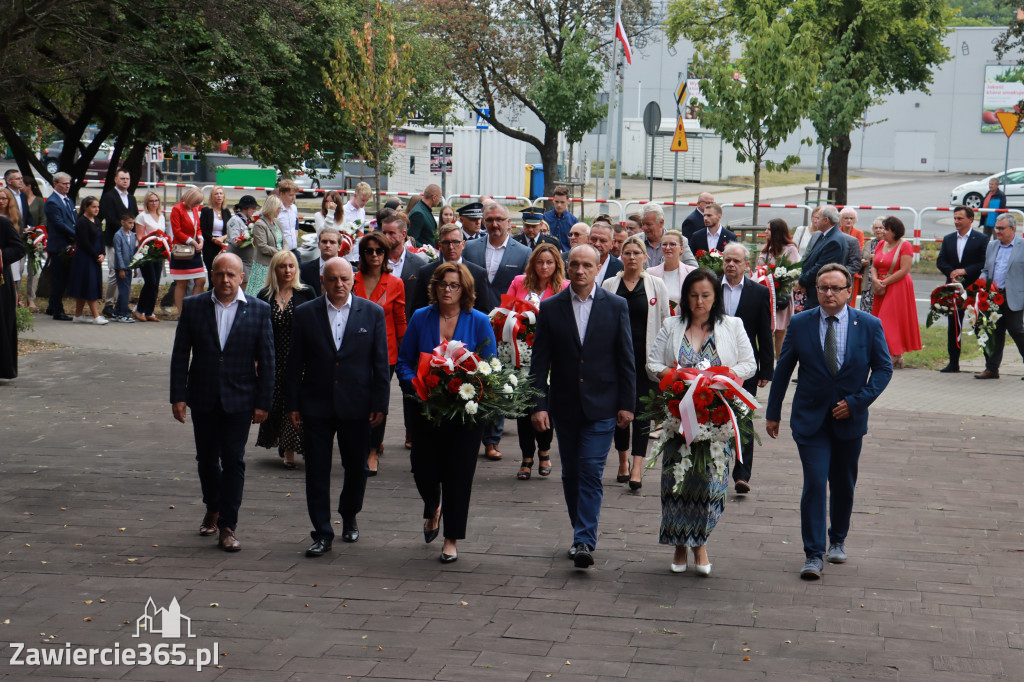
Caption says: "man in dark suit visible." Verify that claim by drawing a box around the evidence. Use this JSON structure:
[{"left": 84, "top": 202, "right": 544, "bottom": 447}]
[
  {"left": 43, "top": 172, "right": 77, "bottom": 321},
  {"left": 721, "top": 243, "right": 773, "bottom": 493},
  {"left": 408, "top": 184, "right": 441, "bottom": 247},
  {"left": 588, "top": 222, "right": 624, "bottom": 283},
  {"left": 797, "top": 206, "right": 848, "bottom": 310},
  {"left": 688, "top": 202, "right": 738, "bottom": 255},
  {"left": 412, "top": 223, "right": 495, "bottom": 313},
  {"left": 975, "top": 214, "right": 1024, "bottom": 380},
  {"left": 3, "top": 169, "right": 33, "bottom": 227},
  {"left": 286, "top": 258, "right": 390, "bottom": 557},
  {"left": 299, "top": 227, "right": 342, "bottom": 297},
  {"left": 766, "top": 263, "right": 892, "bottom": 579},
  {"left": 99, "top": 168, "right": 138, "bottom": 316},
  {"left": 680, "top": 192, "right": 713, "bottom": 240},
  {"left": 530, "top": 244, "right": 635, "bottom": 569},
  {"left": 170, "top": 253, "right": 275, "bottom": 552},
  {"left": 935, "top": 206, "right": 989, "bottom": 373},
  {"left": 465, "top": 202, "right": 532, "bottom": 461},
  {"left": 513, "top": 209, "right": 560, "bottom": 250}
]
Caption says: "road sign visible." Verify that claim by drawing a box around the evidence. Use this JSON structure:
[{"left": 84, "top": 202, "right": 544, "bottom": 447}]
[
  {"left": 996, "top": 111, "right": 1020, "bottom": 138},
  {"left": 675, "top": 81, "right": 687, "bottom": 106},
  {"left": 642, "top": 101, "right": 661, "bottom": 136},
  {"left": 670, "top": 116, "right": 688, "bottom": 152},
  {"left": 476, "top": 107, "right": 490, "bottom": 130}
]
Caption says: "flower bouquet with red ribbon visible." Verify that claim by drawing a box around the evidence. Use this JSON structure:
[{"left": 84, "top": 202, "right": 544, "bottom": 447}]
[
  {"left": 23, "top": 225, "right": 47, "bottom": 275},
  {"left": 962, "top": 278, "right": 1003, "bottom": 355},
  {"left": 695, "top": 249, "right": 724, "bottom": 276},
  {"left": 128, "top": 231, "right": 172, "bottom": 268},
  {"left": 338, "top": 220, "right": 365, "bottom": 257},
  {"left": 640, "top": 362, "right": 760, "bottom": 492},
  {"left": 409, "top": 339, "right": 540, "bottom": 426},
  {"left": 488, "top": 295, "right": 538, "bottom": 368},
  {"left": 407, "top": 243, "right": 439, "bottom": 262},
  {"left": 924, "top": 282, "right": 966, "bottom": 329}
]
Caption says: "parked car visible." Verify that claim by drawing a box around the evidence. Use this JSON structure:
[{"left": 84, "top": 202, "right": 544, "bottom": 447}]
[
  {"left": 950, "top": 168, "right": 1024, "bottom": 209},
  {"left": 84, "top": 147, "right": 163, "bottom": 182},
  {"left": 272, "top": 156, "right": 347, "bottom": 196}
]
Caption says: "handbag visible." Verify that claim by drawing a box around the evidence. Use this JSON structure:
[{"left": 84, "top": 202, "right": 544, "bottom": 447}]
[{"left": 172, "top": 243, "right": 196, "bottom": 259}]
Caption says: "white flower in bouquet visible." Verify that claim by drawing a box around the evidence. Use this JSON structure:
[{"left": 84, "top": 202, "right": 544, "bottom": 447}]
[
  {"left": 490, "top": 358, "right": 502, "bottom": 372},
  {"left": 508, "top": 374, "right": 518, "bottom": 387},
  {"left": 458, "top": 383, "right": 476, "bottom": 400},
  {"left": 464, "top": 401, "right": 479, "bottom": 415},
  {"left": 476, "top": 361, "right": 491, "bottom": 376},
  {"left": 502, "top": 384, "right": 513, "bottom": 395}
]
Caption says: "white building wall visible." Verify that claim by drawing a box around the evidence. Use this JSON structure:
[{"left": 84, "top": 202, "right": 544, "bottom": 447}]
[{"left": 388, "top": 133, "right": 432, "bottom": 193}]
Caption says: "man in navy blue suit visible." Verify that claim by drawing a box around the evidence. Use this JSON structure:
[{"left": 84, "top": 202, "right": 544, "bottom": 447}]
[
  {"left": 935, "top": 206, "right": 989, "bottom": 373},
  {"left": 43, "top": 173, "right": 77, "bottom": 320},
  {"left": 299, "top": 228, "right": 342, "bottom": 296},
  {"left": 688, "top": 202, "right": 737, "bottom": 255},
  {"left": 766, "top": 264, "right": 892, "bottom": 580},
  {"left": 286, "top": 258, "right": 390, "bottom": 557},
  {"left": 530, "top": 244, "right": 636, "bottom": 569},
  {"left": 171, "top": 253, "right": 275, "bottom": 551},
  {"left": 797, "top": 206, "right": 848, "bottom": 310}
]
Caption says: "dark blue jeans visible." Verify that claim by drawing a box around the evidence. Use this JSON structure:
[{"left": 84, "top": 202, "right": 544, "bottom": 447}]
[
  {"left": 191, "top": 406, "right": 253, "bottom": 531},
  {"left": 553, "top": 415, "right": 616, "bottom": 550},
  {"left": 114, "top": 271, "right": 131, "bottom": 317},
  {"left": 795, "top": 420, "right": 862, "bottom": 559}
]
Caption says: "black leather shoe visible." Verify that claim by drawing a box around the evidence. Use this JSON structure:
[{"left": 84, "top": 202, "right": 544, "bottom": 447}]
[
  {"left": 615, "top": 474, "right": 629, "bottom": 483},
  {"left": 53, "top": 312, "right": 72, "bottom": 321},
  {"left": 938, "top": 364, "right": 960, "bottom": 373},
  {"left": 572, "top": 543, "right": 594, "bottom": 568},
  {"left": 305, "top": 538, "right": 333, "bottom": 557},
  {"left": 567, "top": 543, "right": 580, "bottom": 559},
  {"left": 628, "top": 480, "right": 643, "bottom": 491},
  {"left": 423, "top": 523, "right": 439, "bottom": 544},
  {"left": 440, "top": 552, "right": 458, "bottom": 563},
  {"left": 341, "top": 518, "right": 359, "bottom": 543}
]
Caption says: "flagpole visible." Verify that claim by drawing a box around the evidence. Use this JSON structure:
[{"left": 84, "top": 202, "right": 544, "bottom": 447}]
[{"left": 602, "top": 0, "right": 621, "bottom": 202}]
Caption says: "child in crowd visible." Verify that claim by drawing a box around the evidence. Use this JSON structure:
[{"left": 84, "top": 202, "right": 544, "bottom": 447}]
[{"left": 112, "top": 211, "right": 137, "bottom": 323}]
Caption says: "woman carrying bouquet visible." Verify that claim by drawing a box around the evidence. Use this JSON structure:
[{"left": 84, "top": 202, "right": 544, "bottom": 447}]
[
  {"left": 757, "top": 219, "right": 801, "bottom": 358},
  {"left": 603, "top": 235, "right": 670, "bottom": 490},
  {"left": 225, "top": 195, "right": 259, "bottom": 281},
  {"left": 134, "top": 192, "right": 166, "bottom": 321},
  {"left": 504, "top": 242, "right": 567, "bottom": 480},
  {"left": 396, "top": 263, "right": 497, "bottom": 564},
  {"left": 647, "top": 268, "right": 756, "bottom": 575}
]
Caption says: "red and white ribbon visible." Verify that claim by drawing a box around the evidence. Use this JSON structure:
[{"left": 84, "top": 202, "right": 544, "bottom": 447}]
[
  {"left": 428, "top": 339, "right": 480, "bottom": 373},
  {"left": 27, "top": 226, "right": 47, "bottom": 249},
  {"left": 751, "top": 265, "right": 777, "bottom": 333},
  {"left": 137, "top": 231, "right": 170, "bottom": 255},
  {"left": 492, "top": 295, "right": 538, "bottom": 366},
  {"left": 675, "top": 366, "right": 761, "bottom": 463}
]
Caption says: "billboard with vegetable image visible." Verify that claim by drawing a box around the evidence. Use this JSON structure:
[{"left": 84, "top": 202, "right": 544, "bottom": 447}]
[{"left": 982, "top": 65, "right": 1024, "bottom": 133}]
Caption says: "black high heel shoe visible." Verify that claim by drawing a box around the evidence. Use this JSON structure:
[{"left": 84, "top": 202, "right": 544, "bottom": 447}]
[
  {"left": 628, "top": 479, "right": 642, "bottom": 491},
  {"left": 423, "top": 507, "right": 441, "bottom": 543}
]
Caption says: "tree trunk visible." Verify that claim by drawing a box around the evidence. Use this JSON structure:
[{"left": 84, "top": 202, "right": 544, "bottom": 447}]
[
  {"left": 540, "top": 126, "right": 561, "bottom": 198},
  {"left": 752, "top": 158, "right": 761, "bottom": 226},
  {"left": 123, "top": 137, "right": 151, "bottom": 192},
  {"left": 827, "top": 134, "right": 852, "bottom": 206}
]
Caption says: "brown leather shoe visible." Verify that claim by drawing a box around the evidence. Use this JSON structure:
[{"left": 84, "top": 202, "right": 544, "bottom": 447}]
[
  {"left": 974, "top": 370, "right": 1000, "bottom": 380},
  {"left": 199, "top": 511, "right": 219, "bottom": 536},
  {"left": 484, "top": 444, "right": 503, "bottom": 461},
  {"left": 218, "top": 528, "right": 241, "bottom": 551}
]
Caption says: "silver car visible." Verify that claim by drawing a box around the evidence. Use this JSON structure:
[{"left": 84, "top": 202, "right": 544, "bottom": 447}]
[{"left": 950, "top": 168, "right": 1024, "bottom": 209}]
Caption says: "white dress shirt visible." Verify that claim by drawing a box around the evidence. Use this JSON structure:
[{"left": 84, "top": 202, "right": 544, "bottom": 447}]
[
  {"left": 326, "top": 295, "right": 353, "bottom": 351},
  {"left": 597, "top": 256, "right": 611, "bottom": 284},
  {"left": 722, "top": 277, "right": 744, "bottom": 317},
  {"left": 389, "top": 248, "right": 407, "bottom": 279},
  {"left": 571, "top": 284, "right": 596, "bottom": 344},
  {"left": 707, "top": 227, "right": 722, "bottom": 251},
  {"left": 212, "top": 286, "right": 247, "bottom": 351},
  {"left": 117, "top": 188, "right": 130, "bottom": 208},
  {"left": 956, "top": 231, "right": 970, "bottom": 261},
  {"left": 343, "top": 201, "right": 366, "bottom": 226},
  {"left": 485, "top": 235, "right": 510, "bottom": 283},
  {"left": 280, "top": 203, "right": 298, "bottom": 250}
]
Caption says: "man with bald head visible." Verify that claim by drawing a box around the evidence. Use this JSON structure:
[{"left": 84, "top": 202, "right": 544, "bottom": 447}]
[
  {"left": 286, "top": 257, "right": 390, "bottom": 556},
  {"left": 681, "top": 192, "right": 714, "bottom": 240},
  {"left": 171, "top": 252, "right": 275, "bottom": 552},
  {"left": 408, "top": 184, "right": 443, "bottom": 247}
]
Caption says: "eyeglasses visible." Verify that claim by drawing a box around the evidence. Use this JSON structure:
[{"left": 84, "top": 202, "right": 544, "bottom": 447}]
[
  {"left": 816, "top": 285, "right": 850, "bottom": 294},
  {"left": 439, "top": 240, "right": 463, "bottom": 246},
  {"left": 484, "top": 217, "right": 507, "bottom": 223},
  {"left": 365, "top": 247, "right": 386, "bottom": 256},
  {"left": 994, "top": 225, "right": 1011, "bottom": 231},
  {"left": 438, "top": 282, "right": 462, "bottom": 292}
]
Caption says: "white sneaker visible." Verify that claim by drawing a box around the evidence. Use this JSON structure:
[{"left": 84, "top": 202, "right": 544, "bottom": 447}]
[
  {"left": 93, "top": 316, "right": 109, "bottom": 325},
  {"left": 72, "top": 316, "right": 88, "bottom": 324}
]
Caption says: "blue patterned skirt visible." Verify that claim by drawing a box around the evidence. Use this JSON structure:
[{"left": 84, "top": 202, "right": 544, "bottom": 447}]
[{"left": 659, "top": 441, "right": 731, "bottom": 546}]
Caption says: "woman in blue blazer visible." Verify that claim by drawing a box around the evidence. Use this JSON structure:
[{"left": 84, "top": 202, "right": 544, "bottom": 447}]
[{"left": 396, "top": 262, "right": 496, "bottom": 564}]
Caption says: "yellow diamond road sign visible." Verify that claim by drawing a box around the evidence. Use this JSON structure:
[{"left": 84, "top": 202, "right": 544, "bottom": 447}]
[{"left": 670, "top": 116, "right": 688, "bottom": 152}]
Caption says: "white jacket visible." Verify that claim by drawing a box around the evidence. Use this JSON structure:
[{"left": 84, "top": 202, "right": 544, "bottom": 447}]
[
  {"left": 601, "top": 272, "right": 671, "bottom": 361},
  {"left": 646, "top": 315, "right": 756, "bottom": 382}
]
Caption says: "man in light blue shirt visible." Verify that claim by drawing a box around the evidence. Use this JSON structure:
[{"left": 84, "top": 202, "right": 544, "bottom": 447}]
[{"left": 976, "top": 215, "right": 1024, "bottom": 379}]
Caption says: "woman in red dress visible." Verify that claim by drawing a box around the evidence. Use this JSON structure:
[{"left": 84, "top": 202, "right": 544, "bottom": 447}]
[
  {"left": 169, "top": 187, "right": 206, "bottom": 314},
  {"left": 871, "top": 216, "right": 921, "bottom": 368}
]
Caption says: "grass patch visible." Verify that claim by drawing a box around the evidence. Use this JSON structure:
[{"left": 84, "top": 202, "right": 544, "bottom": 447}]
[
  {"left": 15, "top": 306, "right": 33, "bottom": 333},
  {"left": 904, "top": 323, "right": 983, "bottom": 370}
]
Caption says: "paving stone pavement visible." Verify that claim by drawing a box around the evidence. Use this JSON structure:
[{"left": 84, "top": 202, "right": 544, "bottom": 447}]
[{"left": 1, "top": 321, "right": 1023, "bottom": 680}]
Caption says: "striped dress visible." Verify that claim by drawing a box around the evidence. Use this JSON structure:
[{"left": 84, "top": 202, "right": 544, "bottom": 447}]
[{"left": 659, "top": 334, "right": 732, "bottom": 547}]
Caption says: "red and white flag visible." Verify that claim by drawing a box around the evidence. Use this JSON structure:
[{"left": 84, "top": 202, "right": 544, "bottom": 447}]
[{"left": 615, "top": 14, "right": 632, "bottom": 64}]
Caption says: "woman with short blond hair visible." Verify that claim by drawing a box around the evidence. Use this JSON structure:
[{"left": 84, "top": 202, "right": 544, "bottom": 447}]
[{"left": 246, "top": 194, "right": 284, "bottom": 295}]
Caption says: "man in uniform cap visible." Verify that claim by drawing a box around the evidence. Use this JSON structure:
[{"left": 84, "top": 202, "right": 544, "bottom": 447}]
[
  {"left": 457, "top": 202, "right": 486, "bottom": 241},
  {"left": 514, "top": 209, "right": 561, "bottom": 250}
]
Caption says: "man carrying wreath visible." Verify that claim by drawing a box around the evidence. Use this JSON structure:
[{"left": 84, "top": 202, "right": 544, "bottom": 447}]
[{"left": 935, "top": 206, "right": 987, "bottom": 374}]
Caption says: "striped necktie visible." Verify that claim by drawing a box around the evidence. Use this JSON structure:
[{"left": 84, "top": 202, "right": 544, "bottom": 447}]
[{"left": 825, "top": 316, "right": 839, "bottom": 375}]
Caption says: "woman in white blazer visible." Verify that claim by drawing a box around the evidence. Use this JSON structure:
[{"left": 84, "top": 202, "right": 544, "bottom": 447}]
[
  {"left": 646, "top": 229, "right": 696, "bottom": 314},
  {"left": 602, "top": 235, "right": 671, "bottom": 490},
  {"left": 645, "top": 268, "right": 755, "bottom": 576}
]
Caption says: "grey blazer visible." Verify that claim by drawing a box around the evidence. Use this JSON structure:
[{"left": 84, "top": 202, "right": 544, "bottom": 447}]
[
  {"left": 981, "top": 236, "right": 1024, "bottom": 311},
  {"left": 463, "top": 236, "right": 531, "bottom": 297},
  {"left": 251, "top": 216, "right": 284, "bottom": 267}
]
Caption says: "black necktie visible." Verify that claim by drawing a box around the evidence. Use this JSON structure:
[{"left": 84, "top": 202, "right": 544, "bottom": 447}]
[
  {"left": 529, "top": 238, "right": 535, "bottom": 249},
  {"left": 825, "top": 316, "right": 839, "bottom": 375}
]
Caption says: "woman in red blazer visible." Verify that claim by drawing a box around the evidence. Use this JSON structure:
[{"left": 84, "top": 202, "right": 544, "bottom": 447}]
[
  {"left": 169, "top": 187, "right": 206, "bottom": 314},
  {"left": 353, "top": 231, "right": 407, "bottom": 475}
]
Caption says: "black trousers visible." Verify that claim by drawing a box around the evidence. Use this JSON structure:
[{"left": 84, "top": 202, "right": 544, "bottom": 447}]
[
  {"left": 732, "top": 378, "right": 759, "bottom": 484},
  {"left": 46, "top": 254, "right": 70, "bottom": 315},
  {"left": 946, "top": 308, "right": 967, "bottom": 368},
  {"left": 614, "top": 374, "right": 654, "bottom": 458},
  {"left": 191, "top": 405, "right": 253, "bottom": 530},
  {"left": 136, "top": 262, "right": 161, "bottom": 315},
  {"left": 369, "top": 366, "right": 395, "bottom": 450},
  {"left": 516, "top": 415, "right": 553, "bottom": 460},
  {"left": 302, "top": 416, "right": 370, "bottom": 542},
  {"left": 984, "top": 304, "right": 1024, "bottom": 373},
  {"left": 409, "top": 412, "right": 484, "bottom": 540}
]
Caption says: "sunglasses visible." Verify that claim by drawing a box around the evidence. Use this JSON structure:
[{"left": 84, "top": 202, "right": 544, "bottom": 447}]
[{"left": 365, "top": 247, "right": 386, "bottom": 256}]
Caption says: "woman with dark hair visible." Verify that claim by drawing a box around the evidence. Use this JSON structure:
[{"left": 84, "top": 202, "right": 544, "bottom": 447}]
[
  {"left": 647, "top": 268, "right": 756, "bottom": 575},
  {"left": 757, "top": 218, "right": 801, "bottom": 357},
  {"left": 624, "top": 213, "right": 643, "bottom": 237},
  {"left": 396, "top": 262, "right": 497, "bottom": 564},
  {"left": 67, "top": 196, "right": 109, "bottom": 325},
  {"left": 354, "top": 231, "right": 407, "bottom": 475},
  {"left": 504, "top": 242, "right": 567, "bottom": 480},
  {"left": 22, "top": 180, "right": 45, "bottom": 311},
  {"left": 314, "top": 191, "right": 346, "bottom": 234},
  {"left": 0, "top": 215, "right": 27, "bottom": 378},
  {"left": 871, "top": 216, "right": 921, "bottom": 368}
]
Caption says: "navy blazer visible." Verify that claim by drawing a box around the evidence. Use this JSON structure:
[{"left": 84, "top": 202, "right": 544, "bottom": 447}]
[
  {"left": 680, "top": 208, "right": 704, "bottom": 240},
  {"left": 601, "top": 255, "right": 624, "bottom": 283},
  {"left": 299, "top": 258, "right": 322, "bottom": 296},
  {"left": 512, "top": 232, "right": 561, "bottom": 250},
  {"left": 100, "top": 189, "right": 139, "bottom": 247},
  {"left": 463, "top": 236, "right": 532, "bottom": 297},
  {"left": 766, "top": 307, "right": 892, "bottom": 441},
  {"left": 412, "top": 259, "right": 496, "bottom": 314},
  {"left": 798, "top": 227, "right": 848, "bottom": 309},
  {"left": 529, "top": 286, "right": 635, "bottom": 422},
  {"left": 284, "top": 295, "right": 390, "bottom": 419},
  {"left": 936, "top": 229, "right": 988, "bottom": 284},
  {"left": 399, "top": 251, "right": 428, "bottom": 322},
  {"left": 733, "top": 277, "right": 775, "bottom": 382},
  {"left": 688, "top": 227, "right": 737, "bottom": 255},
  {"left": 44, "top": 192, "right": 78, "bottom": 254},
  {"left": 396, "top": 306, "right": 497, "bottom": 383},
  {"left": 170, "top": 292, "right": 275, "bottom": 414}
]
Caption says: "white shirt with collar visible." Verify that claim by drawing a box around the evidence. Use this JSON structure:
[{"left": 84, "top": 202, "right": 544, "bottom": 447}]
[
  {"left": 571, "top": 284, "right": 596, "bottom": 344},
  {"left": 597, "top": 256, "right": 611, "bottom": 284},
  {"left": 956, "top": 230, "right": 971, "bottom": 261},
  {"left": 343, "top": 201, "right": 366, "bottom": 226},
  {"left": 117, "top": 188, "right": 130, "bottom": 208},
  {"left": 389, "top": 248, "right": 407, "bottom": 279},
  {"left": 485, "top": 234, "right": 510, "bottom": 282},
  {"left": 326, "top": 294, "right": 353, "bottom": 351},
  {"left": 722, "top": 276, "right": 744, "bottom": 317},
  {"left": 707, "top": 226, "right": 722, "bottom": 251},
  {"left": 318, "top": 257, "right": 329, "bottom": 276},
  {"left": 212, "top": 286, "right": 247, "bottom": 351},
  {"left": 280, "top": 203, "right": 299, "bottom": 250}
]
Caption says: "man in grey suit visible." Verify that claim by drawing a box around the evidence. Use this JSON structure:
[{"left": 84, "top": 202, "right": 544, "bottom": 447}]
[
  {"left": 798, "top": 206, "right": 848, "bottom": 310},
  {"left": 975, "top": 214, "right": 1024, "bottom": 380},
  {"left": 464, "top": 202, "right": 531, "bottom": 460}
]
